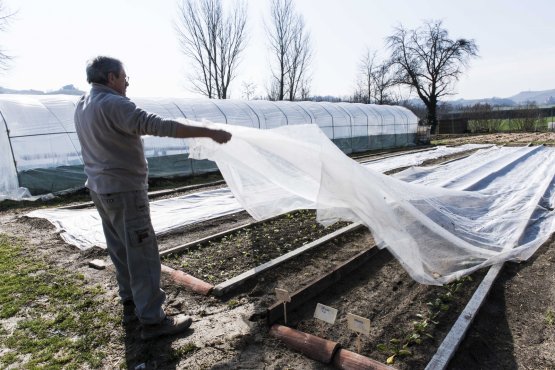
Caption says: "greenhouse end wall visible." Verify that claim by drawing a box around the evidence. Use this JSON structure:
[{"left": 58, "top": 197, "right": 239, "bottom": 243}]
[{"left": 0, "top": 95, "right": 418, "bottom": 197}]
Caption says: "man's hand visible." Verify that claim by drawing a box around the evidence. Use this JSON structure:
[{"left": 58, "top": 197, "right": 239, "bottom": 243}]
[{"left": 211, "top": 129, "right": 232, "bottom": 144}]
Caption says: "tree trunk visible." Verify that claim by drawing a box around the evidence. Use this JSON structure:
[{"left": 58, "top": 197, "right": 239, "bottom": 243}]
[{"left": 427, "top": 101, "right": 438, "bottom": 134}]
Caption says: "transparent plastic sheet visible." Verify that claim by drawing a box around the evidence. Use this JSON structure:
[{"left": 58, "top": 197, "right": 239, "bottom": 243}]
[
  {"left": 0, "top": 187, "right": 35, "bottom": 201},
  {"left": 362, "top": 143, "right": 490, "bottom": 173},
  {"left": 24, "top": 142, "right": 483, "bottom": 249},
  {"left": 27, "top": 188, "right": 240, "bottom": 250},
  {"left": 190, "top": 123, "right": 555, "bottom": 285}
]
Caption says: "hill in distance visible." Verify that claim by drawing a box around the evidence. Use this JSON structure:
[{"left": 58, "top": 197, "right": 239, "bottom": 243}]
[
  {"left": 447, "top": 88, "right": 555, "bottom": 107},
  {"left": 0, "top": 84, "right": 85, "bottom": 96},
  {"left": 1, "top": 84, "right": 554, "bottom": 107}
]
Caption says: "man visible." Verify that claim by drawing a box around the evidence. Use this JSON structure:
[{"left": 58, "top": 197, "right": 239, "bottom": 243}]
[{"left": 74, "top": 56, "right": 231, "bottom": 340}]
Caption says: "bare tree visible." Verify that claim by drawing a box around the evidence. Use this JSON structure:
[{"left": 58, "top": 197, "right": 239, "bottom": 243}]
[
  {"left": 372, "top": 60, "right": 396, "bottom": 105},
  {"left": 175, "top": 0, "right": 247, "bottom": 99},
  {"left": 466, "top": 103, "right": 501, "bottom": 133},
  {"left": 513, "top": 103, "right": 544, "bottom": 132},
  {"left": 0, "top": 1, "right": 14, "bottom": 71},
  {"left": 356, "top": 49, "right": 376, "bottom": 104},
  {"left": 354, "top": 49, "right": 395, "bottom": 105},
  {"left": 286, "top": 17, "right": 311, "bottom": 101},
  {"left": 266, "top": 0, "right": 312, "bottom": 101},
  {"left": 298, "top": 77, "right": 311, "bottom": 101},
  {"left": 241, "top": 81, "right": 256, "bottom": 100},
  {"left": 387, "top": 20, "right": 478, "bottom": 133}
]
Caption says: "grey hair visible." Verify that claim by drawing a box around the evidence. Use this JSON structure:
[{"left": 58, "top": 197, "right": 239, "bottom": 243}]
[{"left": 86, "top": 56, "right": 123, "bottom": 85}]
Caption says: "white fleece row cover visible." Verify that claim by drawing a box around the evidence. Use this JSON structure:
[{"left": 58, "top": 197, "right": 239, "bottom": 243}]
[
  {"left": 28, "top": 189, "right": 240, "bottom": 250},
  {"left": 26, "top": 143, "right": 484, "bottom": 251},
  {"left": 190, "top": 123, "right": 555, "bottom": 285}
]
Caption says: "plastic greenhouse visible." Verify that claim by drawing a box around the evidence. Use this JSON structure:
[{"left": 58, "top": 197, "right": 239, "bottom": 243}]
[{"left": 0, "top": 94, "right": 418, "bottom": 197}]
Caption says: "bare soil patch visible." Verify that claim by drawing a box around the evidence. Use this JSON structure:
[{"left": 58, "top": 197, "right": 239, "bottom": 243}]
[{"left": 432, "top": 131, "right": 555, "bottom": 146}]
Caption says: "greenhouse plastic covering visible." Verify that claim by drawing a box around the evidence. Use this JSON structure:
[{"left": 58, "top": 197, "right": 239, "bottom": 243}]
[
  {"left": 188, "top": 123, "right": 555, "bottom": 285},
  {"left": 0, "top": 94, "right": 417, "bottom": 199},
  {"left": 27, "top": 143, "right": 483, "bottom": 250}
]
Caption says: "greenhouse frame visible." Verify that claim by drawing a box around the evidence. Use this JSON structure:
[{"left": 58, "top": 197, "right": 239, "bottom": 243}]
[{"left": 0, "top": 94, "right": 418, "bottom": 197}]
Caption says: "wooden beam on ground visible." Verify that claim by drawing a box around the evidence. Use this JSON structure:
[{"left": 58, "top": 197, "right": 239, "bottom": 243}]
[
  {"left": 148, "top": 180, "right": 225, "bottom": 198},
  {"left": 159, "top": 217, "right": 266, "bottom": 258},
  {"left": 425, "top": 263, "right": 503, "bottom": 370},
  {"left": 58, "top": 180, "right": 225, "bottom": 210},
  {"left": 212, "top": 223, "right": 364, "bottom": 297},
  {"left": 267, "top": 245, "right": 379, "bottom": 325},
  {"left": 161, "top": 264, "right": 214, "bottom": 295},
  {"left": 269, "top": 324, "right": 339, "bottom": 364}
]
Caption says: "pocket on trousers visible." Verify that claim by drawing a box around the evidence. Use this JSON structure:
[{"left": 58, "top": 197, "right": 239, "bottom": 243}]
[
  {"left": 98, "top": 193, "right": 122, "bottom": 210},
  {"left": 126, "top": 217, "right": 155, "bottom": 247},
  {"left": 133, "top": 191, "right": 150, "bottom": 215}
]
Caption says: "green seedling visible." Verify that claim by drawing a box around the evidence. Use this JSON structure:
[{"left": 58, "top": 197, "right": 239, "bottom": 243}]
[
  {"left": 378, "top": 276, "right": 472, "bottom": 365},
  {"left": 227, "top": 299, "right": 240, "bottom": 308},
  {"left": 546, "top": 309, "right": 555, "bottom": 326},
  {"left": 377, "top": 339, "right": 412, "bottom": 365}
]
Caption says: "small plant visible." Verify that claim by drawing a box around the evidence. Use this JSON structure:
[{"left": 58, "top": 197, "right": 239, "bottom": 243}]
[
  {"left": 377, "top": 338, "right": 412, "bottom": 365},
  {"left": 377, "top": 276, "right": 472, "bottom": 365},
  {"left": 169, "top": 342, "right": 199, "bottom": 361},
  {"left": 546, "top": 309, "right": 555, "bottom": 326},
  {"left": 227, "top": 299, "right": 240, "bottom": 308}
]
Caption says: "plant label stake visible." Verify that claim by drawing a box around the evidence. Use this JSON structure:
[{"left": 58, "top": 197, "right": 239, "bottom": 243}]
[
  {"left": 347, "top": 313, "right": 371, "bottom": 353},
  {"left": 275, "top": 288, "right": 291, "bottom": 324},
  {"left": 313, "top": 303, "right": 338, "bottom": 337}
]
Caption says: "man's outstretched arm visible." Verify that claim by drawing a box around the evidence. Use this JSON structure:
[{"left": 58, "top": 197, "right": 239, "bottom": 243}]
[{"left": 175, "top": 123, "right": 232, "bottom": 144}]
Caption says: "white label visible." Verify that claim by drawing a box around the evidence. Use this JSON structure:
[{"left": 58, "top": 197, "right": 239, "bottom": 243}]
[
  {"left": 275, "top": 288, "right": 291, "bottom": 303},
  {"left": 347, "top": 313, "right": 370, "bottom": 335},
  {"left": 313, "top": 303, "right": 338, "bottom": 325}
]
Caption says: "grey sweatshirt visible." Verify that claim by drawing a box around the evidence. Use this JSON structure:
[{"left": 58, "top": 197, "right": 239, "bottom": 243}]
[{"left": 74, "top": 83, "right": 179, "bottom": 194}]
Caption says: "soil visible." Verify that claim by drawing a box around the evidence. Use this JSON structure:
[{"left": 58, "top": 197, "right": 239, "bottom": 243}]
[
  {"left": 1, "top": 133, "right": 554, "bottom": 369},
  {"left": 432, "top": 131, "right": 555, "bottom": 146},
  {"left": 162, "top": 210, "right": 350, "bottom": 285}
]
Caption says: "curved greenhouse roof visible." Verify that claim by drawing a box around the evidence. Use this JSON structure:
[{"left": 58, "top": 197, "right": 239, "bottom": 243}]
[{"left": 0, "top": 94, "right": 418, "bottom": 198}]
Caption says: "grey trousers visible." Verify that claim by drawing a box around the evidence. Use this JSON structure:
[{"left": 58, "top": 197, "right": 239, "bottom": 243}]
[{"left": 90, "top": 189, "right": 166, "bottom": 324}]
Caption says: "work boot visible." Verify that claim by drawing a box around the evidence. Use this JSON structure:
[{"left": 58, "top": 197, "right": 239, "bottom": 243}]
[
  {"left": 122, "top": 300, "right": 138, "bottom": 325},
  {"left": 140, "top": 315, "right": 193, "bottom": 340}
]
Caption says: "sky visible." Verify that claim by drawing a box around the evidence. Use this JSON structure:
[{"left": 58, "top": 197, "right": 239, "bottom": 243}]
[{"left": 0, "top": 0, "right": 554, "bottom": 101}]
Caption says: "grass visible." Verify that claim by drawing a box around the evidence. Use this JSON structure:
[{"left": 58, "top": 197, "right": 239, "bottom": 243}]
[
  {"left": 546, "top": 309, "right": 555, "bottom": 326},
  {"left": 467, "top": 116, "right": 554, "bottom": 133},
  {"left": 0, "top": 233, "right": 118, "bottom": 369}
]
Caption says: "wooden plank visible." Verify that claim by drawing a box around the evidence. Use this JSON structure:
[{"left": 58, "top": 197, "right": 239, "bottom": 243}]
[
  {"left": 148, "top": 180, "right": 225, "bottom": 197},
  {"left": 160, "top": 220, "right": 257, "bottom": 257},
  {"left": 212, "top": 223, "right": 364, "bottom": 296},
  {"left": 58, "top": 180, "right": 225, "bottom": 210},
  {"left": 266, "top": 245, "right": 379, "bottom": 325},
  {"left": 425, "top": 263, "right": 502, "bottom": 370}
]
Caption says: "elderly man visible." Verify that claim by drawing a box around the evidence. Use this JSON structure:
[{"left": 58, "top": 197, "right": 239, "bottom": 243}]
[{"left": 74, "top": 56, "right": 231, "bottom": 340}]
